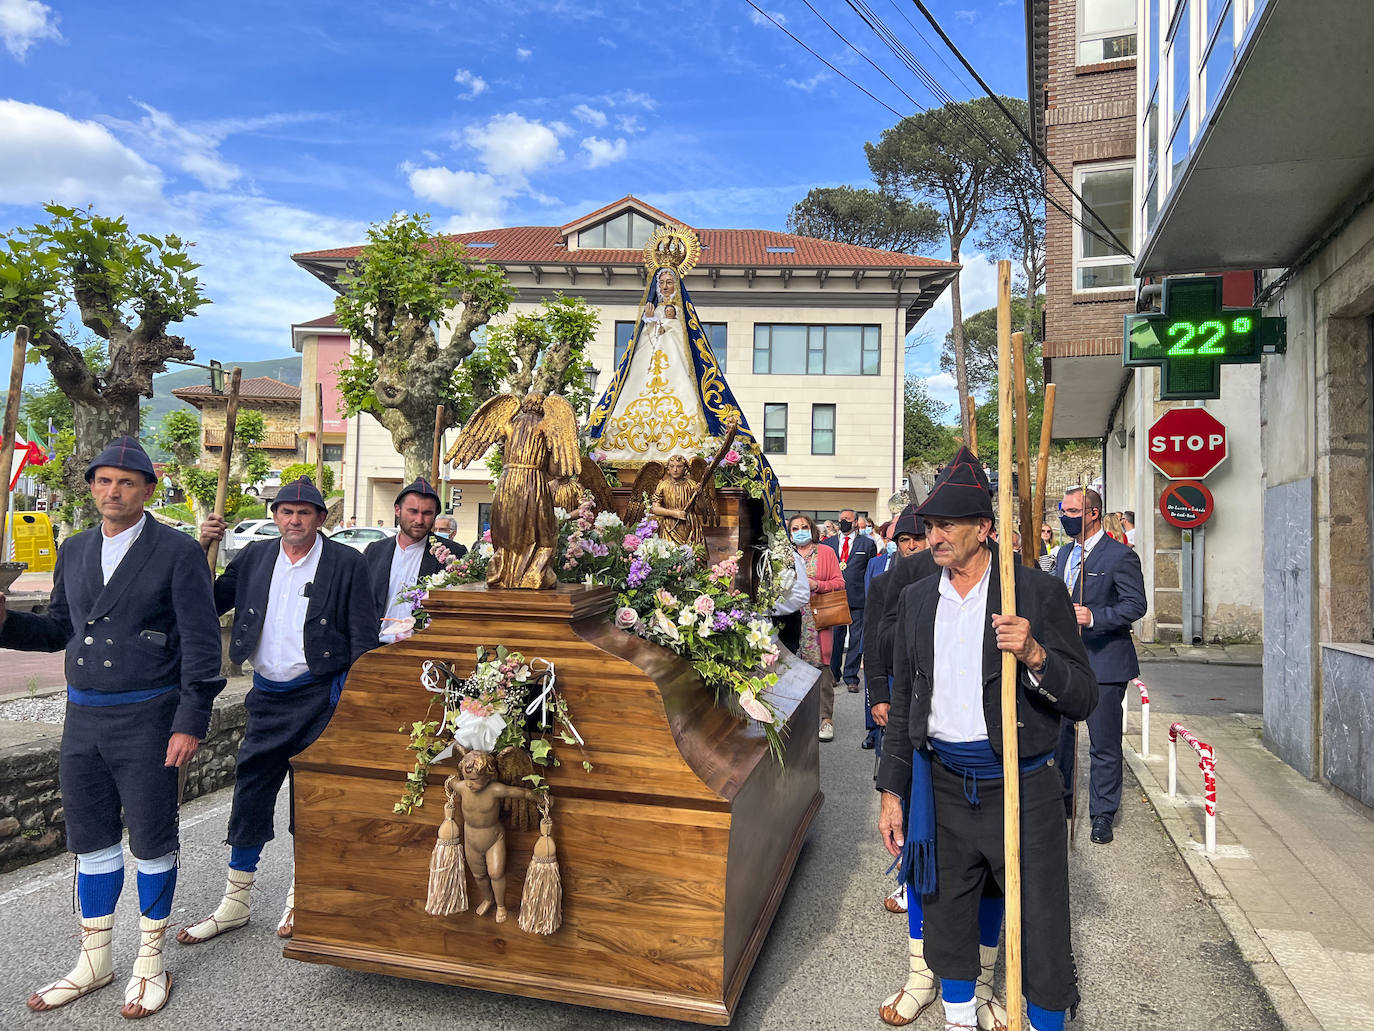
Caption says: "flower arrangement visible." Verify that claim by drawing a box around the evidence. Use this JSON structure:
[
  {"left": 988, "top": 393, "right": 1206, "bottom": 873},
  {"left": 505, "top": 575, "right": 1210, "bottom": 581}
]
[
  {"left": 396, "top": 646, "right": 587, "bottom": 814},
  {"left": 692, "top": 434, "right": 766, "bottom": 500}
]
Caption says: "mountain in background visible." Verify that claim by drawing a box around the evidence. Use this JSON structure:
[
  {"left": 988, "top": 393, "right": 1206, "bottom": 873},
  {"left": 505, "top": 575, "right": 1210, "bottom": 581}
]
[{"left": 141, "top": 356, "right": 302, "bottom": 459}]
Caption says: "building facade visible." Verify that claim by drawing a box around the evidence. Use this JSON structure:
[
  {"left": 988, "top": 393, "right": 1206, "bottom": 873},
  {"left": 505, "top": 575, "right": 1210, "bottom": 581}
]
[
  {"left": 291, "top": 314, "right": 350, "bottom": 486},
  {"left": 291, "top": 196, "right": 956, "bottom": 542},
  {"left": 1027, "top": 0, "right": 1263, "bottom": 643},
  {"left": 170, "top": 376, "right": 303, "bottom": 473},
  {"left": 1132, "top": 0, "right": 1374, "bottom": 807}
]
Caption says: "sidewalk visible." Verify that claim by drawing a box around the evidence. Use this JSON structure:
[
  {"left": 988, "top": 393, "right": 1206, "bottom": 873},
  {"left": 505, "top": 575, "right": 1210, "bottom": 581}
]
[
  {"left": 1135, "top": 638, "right": 1263, "bottom": 665},
  {"left": 1125, "top": 699, "right": 1374, "bottom": 1030}
]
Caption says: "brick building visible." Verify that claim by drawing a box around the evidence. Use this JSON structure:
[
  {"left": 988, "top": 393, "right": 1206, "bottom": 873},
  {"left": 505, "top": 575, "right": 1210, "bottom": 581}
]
[
  {"left": 171, "top": 376, "right": 303, "bottom": 473},
  {"left": 1026, "top": 0, "right": 1262, "bottom": 644}
]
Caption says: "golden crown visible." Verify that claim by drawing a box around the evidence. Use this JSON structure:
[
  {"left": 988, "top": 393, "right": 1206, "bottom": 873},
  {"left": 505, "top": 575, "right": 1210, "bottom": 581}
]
[{"left": 644, "top": 223, "right": 701, "bottom": 275}]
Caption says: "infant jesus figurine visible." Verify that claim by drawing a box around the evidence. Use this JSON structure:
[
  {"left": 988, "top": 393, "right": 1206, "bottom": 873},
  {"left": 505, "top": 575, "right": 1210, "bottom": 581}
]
[{"left": 450, "top": 749, "right": 537, "bottom": 922}]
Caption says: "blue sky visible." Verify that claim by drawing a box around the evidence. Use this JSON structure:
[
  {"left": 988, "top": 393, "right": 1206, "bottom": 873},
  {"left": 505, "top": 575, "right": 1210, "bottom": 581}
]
[{"left": 0, "top": 0, "right": 1029, "bottom": 413}]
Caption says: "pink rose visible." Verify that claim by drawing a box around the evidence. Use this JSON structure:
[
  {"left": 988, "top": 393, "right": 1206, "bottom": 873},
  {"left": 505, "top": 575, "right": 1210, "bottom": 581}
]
[
  {"left": 725, "top": 449, "right": 741, "bottom": 465},
  {"left": 622, "top": 534, "right": 642, "bottom": 552},
  {"left": 614, "top": 606, "right": 639, "bottom": 629},
  {"left": 693, "top": 594, "right": 715, "bottom": 617}
]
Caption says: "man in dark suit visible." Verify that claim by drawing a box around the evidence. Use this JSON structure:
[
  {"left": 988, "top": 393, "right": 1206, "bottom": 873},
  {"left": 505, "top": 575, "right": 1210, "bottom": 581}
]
[
  {"left": 363, "top": 477, "right": 461, "bottom": 642},
  {"left": 824, "top": 507, "right": 877, "bottom": 692},
  {"left": 1052, "top": 486, "right": 1147, "bottom": 845},
  {"left": 184, "top": 476, "right": 377, "bottom": 945},
  {"left": 863, "top": 507, "right": 928, "bottom": 754},
  {"left": 1, "top": 436, "right": 224, "bottom": 1018},
  {"left": 876, "top": 449, "right": 1097, "bottom": 1031}
]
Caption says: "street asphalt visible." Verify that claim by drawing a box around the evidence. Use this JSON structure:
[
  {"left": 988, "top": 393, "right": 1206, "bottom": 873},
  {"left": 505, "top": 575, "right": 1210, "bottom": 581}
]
[{"left": 0, "top": 678, "right": 1283, "bottom": 1030}]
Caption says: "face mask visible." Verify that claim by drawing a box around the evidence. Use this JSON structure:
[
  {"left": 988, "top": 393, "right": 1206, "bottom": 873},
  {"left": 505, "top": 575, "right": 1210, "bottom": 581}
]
[
  {"left": 791, "top": 529, "right": 812, "bottom": 545},
  {"left": 859, "top": 527, "right": 872, "bottom": 537},
  {"left": 436, "top": 530, "right": 451, "bottom": 539},
  {"left": 1059, "top": 513, "right": 1083, "bottom": 537},
  {"left": 886, "top": 540, "right": 897, "bottom": 555},
  {"left": 838, "top": 519, "right": 854, "bottom": 533}
]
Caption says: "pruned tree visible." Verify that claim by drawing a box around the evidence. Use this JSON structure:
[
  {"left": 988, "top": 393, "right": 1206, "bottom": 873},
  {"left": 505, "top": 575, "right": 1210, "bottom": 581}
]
[
  {"left": 785, "top": 186, "right": 944, "bottom": 253},
  {"left": 976, "top": 97, "right": 1045, "bottom": 347},
  {"left": 866, "top": 97, "right": 1023, "bottom": 441},
  {"left": 0, "top": 206, "right": 208, "bottom": 529},
  {"left": 943, "top": 297, "right": 1047, "bottom": 456},
  {"left": 333, "top": 212, "right": 515, "bottom": 482},
  {"left": 153, "top": 409, "right": 201, "bottom": 493}
]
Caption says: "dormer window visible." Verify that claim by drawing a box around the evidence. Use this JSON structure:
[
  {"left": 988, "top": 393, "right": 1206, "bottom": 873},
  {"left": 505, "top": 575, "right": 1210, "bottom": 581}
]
[{"left": 578, "top": 211, "right": 659, "bottom": 249}]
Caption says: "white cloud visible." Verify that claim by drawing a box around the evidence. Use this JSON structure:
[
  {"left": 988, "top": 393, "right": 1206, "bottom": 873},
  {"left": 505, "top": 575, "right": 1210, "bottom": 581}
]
[
  {"left": 463, "top": 112, "right": 562, "bottom": 177},
  {"left": 571, "top": 103, "right": 607, "bottom": 127},
  {"left": 615, "top": 114, "right": 642, "bottom": 135},
  {"left": 0, "top": 0, "right": 60, "bottom": 60},
  {"left": 955, "top": 9, "right": 979, "bottom": 23},
  {"left": 454, "top": 68, "right": 488, "bottom": 100},
  {"left": 0, "top": 100, "right": 164, "bottom": 209},
  {"left": 750, "top": 9, "right": 785, "bottom": 27},
  {"left": 580, "top": 136, "right": 627, "bottom": 168},
  {"left": 924, "top": 372, "right": 957, "bottom": 391},
  {"left": 405, "top": 164, "right": 509, "bottom": 225},
  {"left": 785, "top": 72, "right": 828, "bottom": 92},
  {"left": 515, "top": 47, "right": 532, "bottom": 61},
  {"left": 597, "top": 36, "right": 617, "bottom": 48},
  {"left": 600, "top": 89, "right": 655, "bottom": 111},
  {"left": 549, "top": 120, "right": 573, "bottom": 137}
]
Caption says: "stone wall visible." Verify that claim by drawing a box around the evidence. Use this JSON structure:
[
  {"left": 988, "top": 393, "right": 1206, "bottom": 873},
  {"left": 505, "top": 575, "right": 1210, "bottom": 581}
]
[{"left": 0, "top": 683, "right": 249, "bottom": 873}]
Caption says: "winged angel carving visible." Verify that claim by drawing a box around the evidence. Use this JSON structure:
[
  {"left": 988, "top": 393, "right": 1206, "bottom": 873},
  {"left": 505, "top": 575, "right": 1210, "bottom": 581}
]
[{"left": 445, "top": 392, "right": 580, "bottom": 589}]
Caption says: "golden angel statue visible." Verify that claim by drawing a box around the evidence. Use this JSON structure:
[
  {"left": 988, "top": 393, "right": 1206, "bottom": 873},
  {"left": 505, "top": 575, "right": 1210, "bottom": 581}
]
[
  {"left": 626, "top": 421, "right": 738, "bottom": 562},
  {"left": 444, "top": 392, "right": 580, "bottom": 589}
]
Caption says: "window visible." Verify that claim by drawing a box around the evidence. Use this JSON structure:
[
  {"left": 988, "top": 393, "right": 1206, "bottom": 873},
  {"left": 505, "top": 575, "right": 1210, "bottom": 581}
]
[
  {"left": 1168, "top": 0, "right": 1191, "bottom": 129},
  {"left": 616, "top": 320, "right": 726, "bottom": 372},
  {"left": 1074, "top": 163, "right": 1134, "bottom": 291},
  {"left": 763, "top": 404, "right": 788, "bottom": 454},
  {"left": 322, "top": 443, "right": 344, "bottom": 463},
  {"left": 811, "top": 404, "right": 836, "bottom": 455},
  {"left": 1201, "top": 1, "right": 1235, "bottom": 118},
  {"left": 753, "top": 324, "right": 881, "bottom": 375},
  {"left": 1078, "top": 0, "right": 1137, "bottom": 64},
  {"left": 615, "top": 321, "right": 635, "bottom": 367},
  {"left": 578, "top": 211, "right": 658, "bottom": 249},
  {"left": 478, "top": 503, "right": 492, "bottom": 536}
]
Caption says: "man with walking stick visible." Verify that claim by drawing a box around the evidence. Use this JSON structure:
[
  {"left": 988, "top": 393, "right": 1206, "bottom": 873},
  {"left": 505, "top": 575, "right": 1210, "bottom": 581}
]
[{"left": 876, "top": 448, "right": 1097, "bottom": 1031}]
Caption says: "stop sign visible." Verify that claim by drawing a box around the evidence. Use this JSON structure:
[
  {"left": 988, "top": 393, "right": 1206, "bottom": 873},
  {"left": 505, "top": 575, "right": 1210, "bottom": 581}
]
[{"left": 1148, "top": 408, "right": 1228, "bottom": 479}]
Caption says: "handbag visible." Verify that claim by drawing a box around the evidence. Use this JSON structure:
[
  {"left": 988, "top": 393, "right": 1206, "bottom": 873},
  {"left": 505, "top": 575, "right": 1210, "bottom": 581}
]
[{"left": 811, "top": 588, "right": 851, "bottom": 630}]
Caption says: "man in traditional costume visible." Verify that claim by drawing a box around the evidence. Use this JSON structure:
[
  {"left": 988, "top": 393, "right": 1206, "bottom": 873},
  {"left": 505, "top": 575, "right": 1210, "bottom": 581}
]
[
  {"left": 877, "top": 450, "right": 1097, "bottom": 1031},
  {"left": 1, "top": 436, "right": 225, "bottom": 1018},
  {"left": 365, "top": 477, "right": 451, "bottom": 642},
  {"left": 185, "top": 477, "right": 377, "bottom": 943}
]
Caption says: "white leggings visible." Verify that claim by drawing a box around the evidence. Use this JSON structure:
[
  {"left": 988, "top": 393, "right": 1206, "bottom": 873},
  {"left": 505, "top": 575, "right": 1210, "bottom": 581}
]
[{"left": 77, "top": 843, "right": 176, "bottom": 875}]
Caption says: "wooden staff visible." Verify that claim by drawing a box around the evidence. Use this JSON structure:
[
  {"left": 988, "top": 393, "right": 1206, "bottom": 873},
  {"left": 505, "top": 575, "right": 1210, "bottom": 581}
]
[
  {"left": 1034, "top": 384, "right": 1057, "bottom": 546},
  {"left": 430, "top": 404, "right": 444, "bottom": 486},
  {"left": 1012, "top": 332, "right": 1034, "bottom": 567},
  {"left": 0, "top": 326, "right": 30, "bottom": 564},
  {"left": 968, "top": 395, "right": 979, "bottom": 457},
  {"left": 314, "top": 382, "right": 325, "bottom": 491},
  {"left": 995, "top": 260, "right": 1024, "bottom": 1030},
  {"left": 204, "top": 367, "right": 242, "bottom": 570}
]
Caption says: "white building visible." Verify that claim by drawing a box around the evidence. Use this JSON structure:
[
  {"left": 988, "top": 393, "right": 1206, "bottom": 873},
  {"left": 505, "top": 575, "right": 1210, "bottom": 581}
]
[{"left": 291, "top": 196, "right": 956, "bottom": 542}]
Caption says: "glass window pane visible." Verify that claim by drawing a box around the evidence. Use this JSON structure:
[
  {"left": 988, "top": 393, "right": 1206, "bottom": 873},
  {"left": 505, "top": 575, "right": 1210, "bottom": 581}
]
[
  {"left": 1147, "top": 0, "right": 1160, "bottom": 88},
  {"left": 629, "top": 213, "right": 654, "bottom": 249},
  {"left": 1083, "top": 0, "right": 1136, "bottom": 35},
  {"left": 578, "top": 224, "right": 604, "bottom": 248},
  {"left": 1077, "top": 262, "right": 1132, "bottom": 291},
  {"left": 1170, "top": 1, "right": 1191, "bottom": 121},
  {"left": 770, "top": 325, "right": 807, "bottom": 374},
  {"left": 753, "top": 325, "right": 770, "bottom": 374},
  {"left": 826, "top": 326, "right": 862, "bottom": 375},
  {"left": 1203, "top": 8, "right": 1234, "bottom": 116},
  {"left": 862, "top": 326, "right": 881, "bottom": 375},
  {"left": 603, "top": 213, "right": 629, "bottom": 248},
  {"left": 1144, "top": 89, "right": 1159, "bottom": 183},
  {"left": 805, "top": 326, "right": 824, "bottom": 374},
  {"left": 1145, "top": 175, "right": 1159, "bottom": 233},
  {"left": 764, "top": 404, "right": 787, "bottom": 454},
  {"left": 1169, "top": 108, "right": 1190, "bottom": 184},
  {"left": 615, "top": 321, "right": 635, "bottom": 367},
  {"left": 705, "top": 323, "right": 727, "bottom": 373},
  {"left": 1079, "top": 166, "right": 1133, "bottom": 260},
  {"left": 1078, "top": 32, "right": 1136, "bottom": 63},
  {"left": 812, "top": 403, "right": 836, "bottom": 454},
  {"left": 1206, "top": 0, "right": 1229, "bottom": 38}
]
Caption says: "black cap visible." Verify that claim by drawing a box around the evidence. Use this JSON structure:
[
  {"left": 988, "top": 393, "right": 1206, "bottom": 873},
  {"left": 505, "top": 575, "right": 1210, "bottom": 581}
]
[
  {"left": 271, "top": 475, "right": 327, "bottom": 512},
  {"left": 892, "top": 504, "right": 926, "bottom": 539},
  {"left": 84, "top": 436, "right": 157, "bottom": 484},
  {"left": 395, "top": 476, "right": 441, "bottom": 509},
  {"left": 916, "top": 446, "right": 995, "bottom": 520}
]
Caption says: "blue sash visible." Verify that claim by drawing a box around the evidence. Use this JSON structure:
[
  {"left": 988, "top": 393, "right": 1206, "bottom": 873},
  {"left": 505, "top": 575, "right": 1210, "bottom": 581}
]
[
  {"left": 67, "top": 683, "right": 176, "bottom": 707},
  {"left": 252, "top": 669, "right": 348, "bottom": 706}
]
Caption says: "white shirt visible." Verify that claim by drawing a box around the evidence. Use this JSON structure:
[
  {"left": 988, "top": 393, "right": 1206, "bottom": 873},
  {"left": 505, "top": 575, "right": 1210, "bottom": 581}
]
[
  {"left": 928, "top": 558, "right": 993, "bottom": 743},
  {"left": 1063, "top": 528, "right": 1104, "bottom": 626},
  {"left": 251, "top": 534, "right": 323, "bottom": 682},
  {"left": 380, "top": 535, "right": 427, "bottom": 643},
  {"left": 774, "top": 550, "right": 811, "bottom": 616},
  {"left": 100, "top": 517, "right": 145, "bottom": 585},
  {"left": 1125, "top": 527, "right": 1137, "bottom": 547}
]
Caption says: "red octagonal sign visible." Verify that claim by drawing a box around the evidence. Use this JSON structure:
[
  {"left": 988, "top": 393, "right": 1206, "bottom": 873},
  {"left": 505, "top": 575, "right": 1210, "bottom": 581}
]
[{"left": 1148, "top": 408, "right": 1228, "bottom": 479}]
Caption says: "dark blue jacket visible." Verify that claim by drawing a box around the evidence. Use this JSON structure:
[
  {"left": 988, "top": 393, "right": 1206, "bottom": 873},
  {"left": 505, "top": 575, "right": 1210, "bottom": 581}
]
[
  {"left": 215, "top": 534, "right": 378, "bottom": 676},
  {"left": 362, "top": 532, "right": 451, "bottom": 616},
  {"left": 1054, "top": 534, "right": 1147, "bottom": 683},
  {"left": 876, "top": 558, "right": 1098, "bottom": 797},
  {"left": 823, "top": 531, "right": 878, "bottom": 609},
  {"left": 0, "top": 514, "right": 225, "bottom": 737}
]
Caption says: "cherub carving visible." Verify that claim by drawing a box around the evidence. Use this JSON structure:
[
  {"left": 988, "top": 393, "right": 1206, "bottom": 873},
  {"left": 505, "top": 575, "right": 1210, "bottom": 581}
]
[{"left": 446, "top": 748, "right": 537, "bottom": 923}]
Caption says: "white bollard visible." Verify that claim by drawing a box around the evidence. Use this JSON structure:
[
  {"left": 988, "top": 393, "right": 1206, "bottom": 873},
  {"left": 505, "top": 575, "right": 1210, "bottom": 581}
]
[
  {"left": 1167, "top": 734, "right": 1177, "bottom": 798},
  {"left": 1141, "top": 696, "right": 1150, "bottom": 757},
  {"left": 1122, "top": 691, "right": 1129, "bottom": 734}
]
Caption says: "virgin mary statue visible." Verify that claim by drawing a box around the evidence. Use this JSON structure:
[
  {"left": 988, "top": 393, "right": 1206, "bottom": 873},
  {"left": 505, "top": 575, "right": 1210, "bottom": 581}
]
[{"left": 587, "top": 224, "right": 782, "bottom": 520}]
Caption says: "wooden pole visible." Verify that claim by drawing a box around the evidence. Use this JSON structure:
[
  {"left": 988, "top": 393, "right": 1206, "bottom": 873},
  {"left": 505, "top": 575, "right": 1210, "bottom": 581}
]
[
  {"left": 1035, "top": 384, "right": 1057, "bottom": 549},
  {"left": 967, "top": 395, "right": 979, "bottom": 457},
  {"left": 430, "top": 404, "right": 444, "bottom": 487},
  {"left": 995, "top": 260, "right": 1024, "bottom": 1031},
  {"left": 0, "top": 326, "right": 30, "bottom": 565},
  {"left": 205, "top": 367, "right": 242, "bottom": 570},
  {"left": 314, "top": 382, "right": 325, "bottom": 492},
  {"left": 1012, "top": 332, "right": 1035, "bottom": 566}
]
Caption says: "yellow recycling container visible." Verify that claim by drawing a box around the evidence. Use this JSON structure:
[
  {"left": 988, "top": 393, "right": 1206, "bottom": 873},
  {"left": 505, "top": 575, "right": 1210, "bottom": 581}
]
[{"left": 7, "top": 511, "right": 56, "bottom": 572}]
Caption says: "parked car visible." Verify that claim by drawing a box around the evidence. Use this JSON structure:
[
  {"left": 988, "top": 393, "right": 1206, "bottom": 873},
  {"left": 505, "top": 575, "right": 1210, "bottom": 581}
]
[
  {"left": 244, "top": 469, "right": 283, "bottom": 499},
  {"left": 327, "top": 526, "right": 397, "bottom": 553},
  {"left": 223, "top": 517, "right": 281, "bottom": 560}
]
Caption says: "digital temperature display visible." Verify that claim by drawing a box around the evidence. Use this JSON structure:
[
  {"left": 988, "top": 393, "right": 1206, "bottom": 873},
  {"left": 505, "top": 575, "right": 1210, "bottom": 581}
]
[{"left": 1125, "top": 313, "right": 1260, "bottom": 364}]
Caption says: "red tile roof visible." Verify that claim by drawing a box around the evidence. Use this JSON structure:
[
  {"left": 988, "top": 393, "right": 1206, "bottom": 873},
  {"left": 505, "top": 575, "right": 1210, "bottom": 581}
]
[
  {"left": 558, "top": 195, "right": 683, "bottom": 233},
  {"left": 293, "top": 313, "right": 340, "bottom": 329},
  {"left": 172, "top": 376, "right": 302, "bottom": 403}
]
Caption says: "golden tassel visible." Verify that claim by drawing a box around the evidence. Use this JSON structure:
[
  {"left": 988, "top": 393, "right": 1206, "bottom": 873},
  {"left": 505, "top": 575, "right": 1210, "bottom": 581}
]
[
  {"left": 518, "top": 803, "right": 562, "bottom": 935},
  {"left": 425, "top": 776, "right": 468, "bottom": 916}
]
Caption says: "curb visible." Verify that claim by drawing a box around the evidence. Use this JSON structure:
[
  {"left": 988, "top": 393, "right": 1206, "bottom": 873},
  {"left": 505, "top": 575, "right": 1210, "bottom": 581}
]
[
  {"left": 1124, "top": 744, "right": 1322, "bottom": 1031},
  {"left": 1136, "top": 654, "right": 1262, "bottom": 667}
]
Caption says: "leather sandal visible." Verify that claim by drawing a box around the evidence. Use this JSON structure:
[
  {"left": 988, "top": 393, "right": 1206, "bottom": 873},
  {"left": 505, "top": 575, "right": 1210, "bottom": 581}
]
[
  {"left": 120, "top": 971, "right": 171, "bottom": 1019},
  {"left": 878, "top": 988, "right": 935, "bottom": 1027},
  {"left": 26, "top": 973, "right": 114, "bottom": 1012}
]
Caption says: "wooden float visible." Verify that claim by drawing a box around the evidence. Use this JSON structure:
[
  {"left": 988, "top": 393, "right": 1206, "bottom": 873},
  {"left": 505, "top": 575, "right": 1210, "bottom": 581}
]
[{"left": 286, "top": 582, "right": 822, "bottom": 1025}]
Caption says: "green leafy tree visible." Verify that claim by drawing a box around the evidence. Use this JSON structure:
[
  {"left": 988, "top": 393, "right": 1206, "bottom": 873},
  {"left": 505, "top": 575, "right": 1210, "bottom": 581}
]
[
  {"left": 280, "top": 462, "right": 335, "bottom": 494},
  {"left": 153, "top": 409, "right": 201, "bottom": 502},
  {"left": 976, "top": 97, "right": 1045, "bottom": 346},
  {"left": 0, "top": 205, "right": 209, "bottom": 530},
  {"left": 785, "top": 186, "right": 944, "bottom": 253},
  {"left": 333, "top": 212, "right": 514, "bottom": 482},
  {"left": 904, "top": 376, "right": 960, "bottom": 465},
  {"left": 866, "top": 97, "right": 1024, "bottom": 442},
  {"left": 942, "top": 297, "right": 1047, "bottom": 461}
]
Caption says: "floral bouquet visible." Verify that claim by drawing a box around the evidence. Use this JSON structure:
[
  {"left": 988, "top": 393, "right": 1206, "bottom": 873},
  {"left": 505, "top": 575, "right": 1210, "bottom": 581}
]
[{"left": 692, "top": 433, "right": 766, "bottom": 500}]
